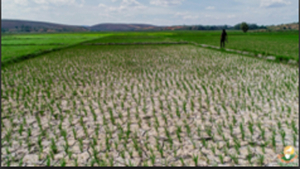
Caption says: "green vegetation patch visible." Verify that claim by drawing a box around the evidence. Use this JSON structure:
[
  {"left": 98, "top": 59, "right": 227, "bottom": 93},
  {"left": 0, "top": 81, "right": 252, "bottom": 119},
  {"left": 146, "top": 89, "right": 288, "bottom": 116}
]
[
  {"left": 170, "top": 30, "right": 299, "bottom": 60},
  {"left": 86, "top": 32, "right": 177, "bottom": 44},
  {"left": 1, "top": 33, "right": 113, "bottom": 64},
  {"left": 1, "top": 45, "right": 61, "bottom": 62}
]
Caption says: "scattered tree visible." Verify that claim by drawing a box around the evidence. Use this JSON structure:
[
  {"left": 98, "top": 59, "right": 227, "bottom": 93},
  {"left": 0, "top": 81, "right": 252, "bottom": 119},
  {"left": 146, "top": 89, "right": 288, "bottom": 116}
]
[{"left": 241, "top": 22, "right": 249, "bottom": 33}]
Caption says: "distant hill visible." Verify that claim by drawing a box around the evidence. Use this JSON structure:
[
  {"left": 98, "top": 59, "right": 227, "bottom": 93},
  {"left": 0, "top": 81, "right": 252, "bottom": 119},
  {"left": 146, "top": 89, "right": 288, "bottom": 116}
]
[
  {"left": 1, "top": 19, "right": 298, "bottom": 33},
  {"left": 1, "top": 19, "right": 89, "bottom": 33},
  {"left": 90, "top": 23, "right": 157, "bottom": 31},
  {"left": 267, "top": 22, "right": 299, "bottom": 30}
]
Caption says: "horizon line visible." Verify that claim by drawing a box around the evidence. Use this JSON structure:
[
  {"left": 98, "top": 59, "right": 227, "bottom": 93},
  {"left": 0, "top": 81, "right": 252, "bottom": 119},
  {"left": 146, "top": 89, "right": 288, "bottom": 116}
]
[{"left": 2, "top": 18, "right": 296, "bottom": 28}]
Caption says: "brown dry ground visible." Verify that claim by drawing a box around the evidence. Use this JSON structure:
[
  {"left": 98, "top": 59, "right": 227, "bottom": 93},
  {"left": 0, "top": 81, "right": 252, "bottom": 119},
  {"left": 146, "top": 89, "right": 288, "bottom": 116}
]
[{"left": 1, "top": 45, "right": 298, "bottom": 166}]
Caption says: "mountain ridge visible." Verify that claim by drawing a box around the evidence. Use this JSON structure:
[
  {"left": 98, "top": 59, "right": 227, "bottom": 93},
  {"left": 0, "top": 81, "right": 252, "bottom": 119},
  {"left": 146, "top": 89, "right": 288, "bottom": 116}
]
[{"left": 1, "top": 19, "right": 88, "bottom": 33}]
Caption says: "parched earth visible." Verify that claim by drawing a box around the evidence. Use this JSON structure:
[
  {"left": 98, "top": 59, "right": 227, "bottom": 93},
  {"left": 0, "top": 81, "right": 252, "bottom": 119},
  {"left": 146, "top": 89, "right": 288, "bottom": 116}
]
[{"left": 1, "top": 45, "right": 298, "bottom": 166}]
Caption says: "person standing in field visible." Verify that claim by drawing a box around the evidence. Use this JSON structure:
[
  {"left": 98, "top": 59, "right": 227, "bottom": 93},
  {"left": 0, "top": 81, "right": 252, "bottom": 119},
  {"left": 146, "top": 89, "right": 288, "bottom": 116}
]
[{"left": 220, "top": 29, "right": 228, "bottom": 48}]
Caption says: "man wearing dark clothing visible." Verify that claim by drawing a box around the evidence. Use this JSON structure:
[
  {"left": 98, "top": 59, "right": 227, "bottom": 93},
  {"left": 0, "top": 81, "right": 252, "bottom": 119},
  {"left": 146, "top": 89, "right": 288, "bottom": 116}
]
[{"left": 220, "top": 29, "right": 227, "bottom": 48}]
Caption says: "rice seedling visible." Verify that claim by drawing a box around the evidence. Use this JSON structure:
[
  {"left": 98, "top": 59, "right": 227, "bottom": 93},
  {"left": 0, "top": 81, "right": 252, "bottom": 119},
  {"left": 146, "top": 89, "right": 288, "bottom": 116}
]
[
  {"left": 196, "top": 125, "right": 202, "bottom": 138},
  {"left": 277, "top": 121, "right": 282, "bottom": 130},
  {"left": 78, "top": 138, "right": 83, "bottom": 153},
  {"left": 248, "top": 122, "right": 254, "bottom": 137},
  {"left": 74, "top": 157, "right": 78, "bottom": 167},
  {"left": 293, "top": 133, "right": 297, "bottom": 147},
  {"left": 219, "top": 154, "right": 224, "bottom": 164},
  {"left": 60, "top": 158, "right": 66, "bottom": 167},
  {"left": 159, "top": 146, "right": 164, "bottom": 158},
  {"left": 205, "top": 125, "right": 212, "bottom": 137},
  {"left": 202, "top": 138, "right": 208, "bottom": 148},
  {"left": 229, "top": 124, "right": 234, "bottom": 136},
  {"left": 239, "top": 122, "right": 245, "bottom": 141},
  {"left": 260, "top": 128, "right": 265, "bottom": 141},
  {"left": 184, "top": 120, "right": 192, "bottom": 137},
  {"left": 233, "top": 139, "right": 241, "bottom": 155},
  {"left": 6, "top": 157, "right": 11, "bottom": 167},
  {"left": 150, "top": 151, "right": 156, "bottom": 166},
  {"left": 229, "top": 154, "right": 239, "bottom": 165},
  {"left": 138, "top": 147, "right": 143, "bottom": 158},
  {"left": 211, "top": 145, "right": 216, "bottom": 155},
  {"left": 271, "top": 135, "right": 276, "bottom": 152},
  {"left": 246, "top": 153, "right": 253, "bottom": 165},
  {"left": 232, "top": 116, "right": 237, "bottom": 126},
  {"left": 291, "top": 120, "right": 298, "bottom": 134},
  {"left": 18, "top": 123, "right": 23, "bottom": 136},
  {"left": 83, "top": 125, "right": 89, "bottom": 138},
  {"left": 17, "top": 156, "right": 23, "bottom": 166},
  {"left": 67, "top": 150, "right": 73, "bottom": 160},
  {"left": 180, "top": 157, "right": 185, "bottom": 166},
  {"left": 72, "top": 127, "right": 77, "bottom": 140},
  {"left": 257, "top": 154, "right": 265, "bottom": 166},
  {"left": 50, "top": 138, "right": 58, "bottom": 154},
  {"left": 38, "top": 135, "right": 43, "bottom": 151},
  {"left": 193, "top": 154, "right": 199, "bottom": 166},
  {"left": 128, "top": 160, "right": 134, "bottom": 167},
  {"left": 280, "top": 129, "right": 286, "bottom": 147}
]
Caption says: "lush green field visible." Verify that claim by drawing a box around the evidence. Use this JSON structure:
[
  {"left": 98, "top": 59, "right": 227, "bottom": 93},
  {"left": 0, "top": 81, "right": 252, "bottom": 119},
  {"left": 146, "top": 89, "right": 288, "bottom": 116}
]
[
  {"left": 1, "top": 30, "right": 298, "bottom": 66},
  {"left": 86, "top": 35, "right": 176, "bottom": 44},
  {"left": 84, "top": 30, "right": 299, "bottom": 61},
  {"left": 1, "top": 44, "right": 298, "bottom": 166},
  {"left": 1, "top": 45, "right": 62, "bottom": 62},
  {"left": 85, "top": 32, "right": 177, "bottom": 44},
  {"left": 169, "top": 30, "right": 299, "bottom": 60},
  {"left": 1, "top": 33, "right": 111, "bottom": 63}
]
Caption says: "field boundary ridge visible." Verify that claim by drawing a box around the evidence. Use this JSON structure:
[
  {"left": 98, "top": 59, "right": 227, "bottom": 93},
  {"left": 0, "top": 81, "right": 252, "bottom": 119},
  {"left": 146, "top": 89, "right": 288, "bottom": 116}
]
[
  {"left": 82, "top": 42, "right": 189, "bottom": 45},
  {"left": 2, "top": 43, "right": 66, "bottom": 46}
]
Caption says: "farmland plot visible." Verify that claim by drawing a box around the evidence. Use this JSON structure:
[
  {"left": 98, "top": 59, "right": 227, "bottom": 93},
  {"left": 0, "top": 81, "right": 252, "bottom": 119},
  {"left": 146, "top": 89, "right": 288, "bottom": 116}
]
[
  {"left": 1, "top": 45, "right": 298, "bottom": 166},
  {"left": 1, "top": 33, "right": 111, "bottom": 63}
]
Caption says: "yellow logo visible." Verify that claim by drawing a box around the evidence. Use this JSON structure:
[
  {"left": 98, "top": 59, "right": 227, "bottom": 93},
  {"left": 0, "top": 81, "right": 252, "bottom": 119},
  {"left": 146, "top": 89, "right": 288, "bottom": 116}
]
[{"left": 277, "top": 146, "right": 298, "bottom": 163}]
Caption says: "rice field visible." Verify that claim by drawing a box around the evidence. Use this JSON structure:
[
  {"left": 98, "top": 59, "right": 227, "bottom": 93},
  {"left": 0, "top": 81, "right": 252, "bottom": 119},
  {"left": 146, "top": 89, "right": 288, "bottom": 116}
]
[
  {"left": 171, "top": 30, "right": 299, "bottom": 60},
  {"left": 1, "top": 33, "right": 111, "bottom": 63},
  {"left": 2, "top": 31, "right": 299, "bottom": 66},
  {"left": 1, "top": 44, "right": 298, "bottom": 166}
]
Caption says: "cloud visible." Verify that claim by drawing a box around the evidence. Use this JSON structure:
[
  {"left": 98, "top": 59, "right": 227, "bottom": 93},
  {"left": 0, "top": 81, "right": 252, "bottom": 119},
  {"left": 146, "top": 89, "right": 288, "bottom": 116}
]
[
  {"left": 227, "top": 14, "right": 236, "bottom": 18},
  {"left": 14, "top": 0, "right": 28, "bottom": 6},
  {"left": 204, "top": 14, "right": 220, "bottom": 20},
  {"left": 98, "top": 3, "right": 107, "bottom": 8},
  {"left": 106, "top": 0, "right": 146, "bottom": 12},
  {"left": 121, "top": 0, "right": 143, "bottom": 7},
  {"left": 33, "top": 0, "right": 47, "bottom": 4},
  {"left": 33, "top": 0, "right": 76, "bottom": 6},
  {"left": 175, "top": 12, "right": 199, "bottom": 20},
  {"left": 260, "top": 0, "right": 291, "bottom": 8},
  {"left": 150, "top": 0, "right": 184, "bottom": 7},
  {"left": 205, "top": 6, "right": 215, "bottom": 10}
]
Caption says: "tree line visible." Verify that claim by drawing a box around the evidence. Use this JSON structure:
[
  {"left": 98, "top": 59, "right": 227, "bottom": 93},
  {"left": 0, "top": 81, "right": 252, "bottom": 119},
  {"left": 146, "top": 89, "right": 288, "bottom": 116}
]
[
  {"left": 167, "top": 22, "right": 267, "bottom": 32},
  {"left": 0, "top": 22, "right": 274, "bottom": 33}
]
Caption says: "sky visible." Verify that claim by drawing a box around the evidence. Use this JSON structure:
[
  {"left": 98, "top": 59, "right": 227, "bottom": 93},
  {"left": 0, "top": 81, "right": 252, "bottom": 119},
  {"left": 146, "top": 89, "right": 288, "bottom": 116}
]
[{"left": 2, "top": 0, "right": 299, "bottom": 26}]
